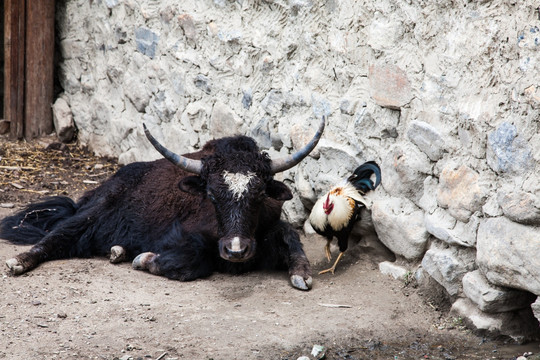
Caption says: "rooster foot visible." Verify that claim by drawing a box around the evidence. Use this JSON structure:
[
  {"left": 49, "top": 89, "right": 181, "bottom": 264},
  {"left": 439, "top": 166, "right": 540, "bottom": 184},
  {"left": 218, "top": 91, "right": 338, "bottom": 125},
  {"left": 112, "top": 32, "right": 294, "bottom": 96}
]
[
  {"left": 324, "top": 242, "right": 332, "bottom": 262},
  {"left": 318, "top": 252, "right": 344, "bottom": 275}
]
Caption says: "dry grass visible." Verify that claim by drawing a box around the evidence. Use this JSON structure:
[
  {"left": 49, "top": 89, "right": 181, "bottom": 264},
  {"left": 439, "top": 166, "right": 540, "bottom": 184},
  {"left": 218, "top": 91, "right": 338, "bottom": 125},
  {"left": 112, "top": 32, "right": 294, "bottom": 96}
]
[{"left": 0, "top": 136, "right": 119, "bottom": 205}]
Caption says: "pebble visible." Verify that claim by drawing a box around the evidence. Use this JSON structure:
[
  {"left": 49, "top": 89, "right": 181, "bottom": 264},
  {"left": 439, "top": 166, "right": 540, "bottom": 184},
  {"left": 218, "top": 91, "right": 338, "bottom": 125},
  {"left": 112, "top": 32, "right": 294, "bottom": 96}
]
[
  {"left": 311, "top": 344, "right": 326, "bottom": 359},
  {"left": 0, "top": 203, "right": 15, "bottom": 208}
]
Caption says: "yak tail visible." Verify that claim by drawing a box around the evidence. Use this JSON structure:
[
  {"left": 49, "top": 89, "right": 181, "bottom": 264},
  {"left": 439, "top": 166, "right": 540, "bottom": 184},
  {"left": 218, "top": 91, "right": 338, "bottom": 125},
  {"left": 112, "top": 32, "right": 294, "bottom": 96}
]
[
  {"left": 347, "top": 161, "right": 382, "bottom": 194},
  {"left": 0, "top": 196, "right": 78, "bottom": 245}
]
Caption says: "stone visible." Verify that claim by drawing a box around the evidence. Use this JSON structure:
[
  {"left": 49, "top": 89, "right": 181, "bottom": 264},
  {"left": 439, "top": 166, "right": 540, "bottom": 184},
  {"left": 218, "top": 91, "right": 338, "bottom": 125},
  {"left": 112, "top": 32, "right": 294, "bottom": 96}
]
[
  {"left": 250, "top": 117, "right": 272, "bottom": 149},
  {"left": 418, "top": 176, "right": 439, "bottom": 213},
  {"left": 148, "top": 91, "right": 178, "bottom": 122},
  {"left": 311, "top": 344, "right": 326, "bottom": 359},
  {"left": 407, "top": 120, "right": 446, "bottom": 161},
  {"left": 210, "top": 101, "right": 241, "bottom": 138},
  {"left": 477, "top": 217, "right": 540, "bottom": 295},
  {"left": 309, "top": 139, "right": 359, "bottom": 186},
  {"left": 178, "top": 14, "right": 197, "bottom": 42},
  {"left": 261, "top": 90, "right": 284, "bottom": 117},
  {"left": 462, "top": 270, "right": 536, "bottom": 313},
  {"left": 436, "top": 163, "right": 488, "bottom": 222},
  {"left": 295, "top": 165, "right": 317, "bottom": 206},
  {"left": 290, "top": 122, "right": 322, "bottom": 155},
  {"left": 371, "top": 197, "right": 429, "bottom": 261},
  {"left": 135, "top": 27, "right": 159, "bottom": 59},
  {"left": 104, "top": 0, "right": 119, "bottom": 8},
  {"left": 524, "top": 85, "right": 540, "bottom": 106},
  {"left": 311, "top": 93, "right": 331, "bottom": 119},
  {"left": 497, "top": 188, "right": 540, "bottom": 225},
  {"left": 486, "top": 122, "right": 534, "bottom": 175},
  {"left": 59, "top": 59, "right": 82, "bottom": 94},
  {"left": 424, "top": 208, "right": 478, "bottom": 247},
  {"left": 60, "top": 39, "right": 86, "bottom": 60},
  {"left": 242, "top": 88, "right": 253, "bottom": 109},
  {"left": 160, "top": 6, "right": 175, "bottom": 23},
  {"left": 379, "top": 261, "right": 409, "bottom": 280},
  {"left": 451, "top": 298, "right": 540, "bottom": 343},
  {"left": 482, "top": 195, "right": 504, "bottom": 217},
  {"left": 124, "top": 77, "right": 151, "bottom": 112},
  {"left": 367, "top": 17, "right": 404, "bottom": 51},
  {"left": 194, "top": 74, "right": 212, "bottom": 94},
  {"left": 532, "top": 133, "right": 540, "bottom": 163},
  {"left": 282, "top": 195, "right": 308, "bottom": 228},
  {"left": 415, "top": 267, "right": 451, "bottom": 303},
  {"left": 368, "top": 64, "right": 413, "bottom": 110},
  {"left": 217, "top": 29, "right": 242, "bottom": 43},
  {"left": 52, "top": 98, "right": 75, "bottom": 143},
  {"left": 340, "top": 99, "right": 358, "bottom": 115},
  {"left": 381, "top": 143, "right": 432, "bottom": 203},
  {"left": 517, "top": 26, "right": 540, "bottom": 49},
  {"left": 421, "top": 244, "right": 476, "bottom": 296},
  {"left": 457, "top": 118, "right": 488, "bottom": 159}
]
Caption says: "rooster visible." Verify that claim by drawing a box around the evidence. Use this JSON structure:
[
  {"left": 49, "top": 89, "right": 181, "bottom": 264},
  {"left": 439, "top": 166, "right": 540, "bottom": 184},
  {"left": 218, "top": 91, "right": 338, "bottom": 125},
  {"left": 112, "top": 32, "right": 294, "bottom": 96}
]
[{"left": 309, "top": 161, "right": 381, "bottom": 275}]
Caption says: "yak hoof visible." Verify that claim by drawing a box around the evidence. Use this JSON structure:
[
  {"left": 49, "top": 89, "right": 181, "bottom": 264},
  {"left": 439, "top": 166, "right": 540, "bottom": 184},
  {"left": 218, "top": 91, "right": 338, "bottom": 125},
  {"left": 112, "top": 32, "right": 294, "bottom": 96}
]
[
  {"left": 290, "top": 274, "right": 313, "bottom": 291},
  {"left": 6, "top": 258, "right": 25, "bottom": 275},
  {"left": 132, "top": 252, "right": 157, "bottom": 270},
  {"left": 109, "top": 245, "right": 127, "bottom": 264}
]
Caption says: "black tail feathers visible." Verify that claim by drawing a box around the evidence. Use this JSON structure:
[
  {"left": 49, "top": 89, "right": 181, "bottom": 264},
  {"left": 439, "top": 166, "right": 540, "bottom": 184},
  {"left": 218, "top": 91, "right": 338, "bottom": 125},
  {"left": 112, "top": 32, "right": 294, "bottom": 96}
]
[
  {"left": 0, "top": 196, "right": 78, "bottom": 245},
  {"left": 347, "top": 161, "right": 382, "bottom": 194}
]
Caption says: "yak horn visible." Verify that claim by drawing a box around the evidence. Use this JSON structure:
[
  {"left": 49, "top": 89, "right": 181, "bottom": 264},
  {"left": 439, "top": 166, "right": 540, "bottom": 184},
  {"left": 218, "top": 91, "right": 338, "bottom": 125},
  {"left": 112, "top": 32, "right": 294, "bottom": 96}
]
[
  {"left": 143, "top": 123, "right": 203, "bottom": 175},
  {"left": 270, "top": 115, "right": 326, "bottom": 174}
]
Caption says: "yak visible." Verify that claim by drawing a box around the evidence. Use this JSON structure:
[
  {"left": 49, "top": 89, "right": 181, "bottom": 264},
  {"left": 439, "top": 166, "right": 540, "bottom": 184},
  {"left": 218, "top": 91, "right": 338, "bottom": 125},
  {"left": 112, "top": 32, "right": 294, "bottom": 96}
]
[{"left": 0, "top": 117, "right": 326, "bottom": 290}]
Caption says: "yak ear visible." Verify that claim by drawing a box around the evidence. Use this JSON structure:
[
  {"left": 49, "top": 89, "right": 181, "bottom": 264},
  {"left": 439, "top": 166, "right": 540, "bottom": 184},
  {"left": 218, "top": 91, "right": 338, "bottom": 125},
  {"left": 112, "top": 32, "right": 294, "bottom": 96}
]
[
  {"left": 266, "top": 180, "right": 293, "bottom": 201},
  {"left": 178, "top": 176, "right": 206, "bottom": 194}
]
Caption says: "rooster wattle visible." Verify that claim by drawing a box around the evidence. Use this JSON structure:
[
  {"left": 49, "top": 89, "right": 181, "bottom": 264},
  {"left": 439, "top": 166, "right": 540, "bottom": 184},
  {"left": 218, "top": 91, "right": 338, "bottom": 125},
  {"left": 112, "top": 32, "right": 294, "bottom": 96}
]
[{"left": 309, "top": 161, "right": 381, "bottom": 275}]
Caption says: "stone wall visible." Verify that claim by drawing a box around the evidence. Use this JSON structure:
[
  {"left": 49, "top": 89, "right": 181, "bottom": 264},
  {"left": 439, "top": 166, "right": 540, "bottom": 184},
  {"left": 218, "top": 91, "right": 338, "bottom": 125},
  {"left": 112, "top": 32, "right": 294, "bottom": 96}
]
[{"left": 55, "top": 0, "right": 540, "bottom": 341}]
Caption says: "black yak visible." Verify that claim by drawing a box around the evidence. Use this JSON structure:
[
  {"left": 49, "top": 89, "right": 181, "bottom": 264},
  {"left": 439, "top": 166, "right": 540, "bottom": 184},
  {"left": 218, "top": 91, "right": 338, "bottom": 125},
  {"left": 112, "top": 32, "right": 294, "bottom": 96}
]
[{"left": 0, "top": 117, "right": 326, "bottom": 290}]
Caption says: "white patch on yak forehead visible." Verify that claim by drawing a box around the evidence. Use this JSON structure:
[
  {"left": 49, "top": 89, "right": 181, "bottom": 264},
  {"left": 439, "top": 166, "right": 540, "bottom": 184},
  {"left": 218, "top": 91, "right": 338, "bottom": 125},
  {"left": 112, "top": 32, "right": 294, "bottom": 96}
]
[{"left": 222, "top": 171, "right": 256, "bottom": 200}]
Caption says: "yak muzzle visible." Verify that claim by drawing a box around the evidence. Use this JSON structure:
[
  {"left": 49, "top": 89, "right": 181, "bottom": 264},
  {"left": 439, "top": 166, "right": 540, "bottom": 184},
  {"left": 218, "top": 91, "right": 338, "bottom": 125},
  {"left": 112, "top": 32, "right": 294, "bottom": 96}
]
[{"left": 219, "top": 236, "right": 256, "bottom": 262}]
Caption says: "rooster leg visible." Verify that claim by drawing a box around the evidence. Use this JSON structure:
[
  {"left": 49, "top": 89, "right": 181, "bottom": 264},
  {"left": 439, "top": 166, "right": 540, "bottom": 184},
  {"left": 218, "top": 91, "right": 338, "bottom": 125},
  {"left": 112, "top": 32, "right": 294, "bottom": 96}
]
[
  {"left": 318, "top": 251, "right": 344, "bottom": 275},
  {"left": 324, "top": 240, "right": 332, "bottom": 262}
]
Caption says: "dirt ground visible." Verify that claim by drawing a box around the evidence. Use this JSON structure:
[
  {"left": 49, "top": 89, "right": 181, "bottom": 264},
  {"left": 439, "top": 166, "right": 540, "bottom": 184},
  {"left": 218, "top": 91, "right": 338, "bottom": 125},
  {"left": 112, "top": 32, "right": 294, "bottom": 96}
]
[{"left": 0, "top": 138, "right": 539, "bottom": 360}]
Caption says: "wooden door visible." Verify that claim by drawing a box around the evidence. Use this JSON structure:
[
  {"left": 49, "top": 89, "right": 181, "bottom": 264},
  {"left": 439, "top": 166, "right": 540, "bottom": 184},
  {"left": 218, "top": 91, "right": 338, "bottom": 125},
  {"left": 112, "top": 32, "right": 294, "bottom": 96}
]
[{"left": 3, "top": 0, "right": 55, "bottom": 139}]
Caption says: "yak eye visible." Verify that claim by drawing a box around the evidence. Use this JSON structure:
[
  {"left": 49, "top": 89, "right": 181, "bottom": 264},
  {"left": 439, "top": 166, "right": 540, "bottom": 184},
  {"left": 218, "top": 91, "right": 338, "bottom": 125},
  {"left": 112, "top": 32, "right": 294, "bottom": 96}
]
[{"left": 207, "top": 192, "right": 216, "bottom": 202}]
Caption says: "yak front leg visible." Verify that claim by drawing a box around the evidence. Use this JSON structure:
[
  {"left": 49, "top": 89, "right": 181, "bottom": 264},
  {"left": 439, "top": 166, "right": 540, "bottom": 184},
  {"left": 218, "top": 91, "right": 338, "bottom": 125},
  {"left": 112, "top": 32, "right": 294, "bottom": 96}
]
[
  {"left": 133, "top": 249, "right": 214, "bottom": 281},
  {"left": 279, "top": 223, "right": 313, "bottom": 291},
  {"left": 109, "top": 245, "right": 127, "bottom": 263},
  {"left": 132, "top": 231, "right": 215, "bottom": 281},
  {"left": 132, "top": 252, "right": 160, "bottom": 273}
]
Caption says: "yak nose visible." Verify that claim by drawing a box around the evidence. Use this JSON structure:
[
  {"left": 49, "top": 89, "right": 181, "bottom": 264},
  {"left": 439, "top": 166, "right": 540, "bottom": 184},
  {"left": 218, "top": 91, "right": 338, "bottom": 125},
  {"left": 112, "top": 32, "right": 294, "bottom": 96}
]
[{"left": 220, "top": 236, "right": 255, "bottom": 262}]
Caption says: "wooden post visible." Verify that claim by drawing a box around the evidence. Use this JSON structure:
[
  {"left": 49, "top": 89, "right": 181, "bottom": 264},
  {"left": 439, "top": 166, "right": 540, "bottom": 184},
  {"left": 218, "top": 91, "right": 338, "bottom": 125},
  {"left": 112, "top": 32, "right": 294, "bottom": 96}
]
[
  {"left": 4, "top": 0, "right": 26, "bottom": 139},
  {"left": 24, "top": 0, "right": 55, "bottom": 139}
]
